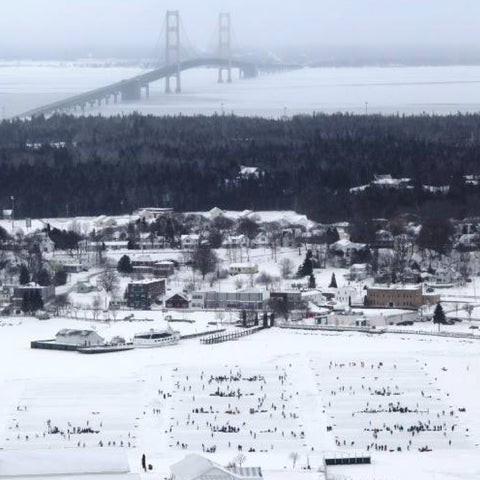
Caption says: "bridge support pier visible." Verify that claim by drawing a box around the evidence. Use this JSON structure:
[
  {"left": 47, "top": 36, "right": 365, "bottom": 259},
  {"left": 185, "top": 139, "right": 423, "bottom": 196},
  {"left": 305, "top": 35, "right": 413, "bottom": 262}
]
[
  {"left": 165, "top": 10, "right": 181, "bottom": 94},
  {"left": 145, "top": 84, "right": 150, "bottom": 99},
  {"left": 114, "top": 94, "right": 118, "bottom": 104},
  {"left": 218, "top": 13, "right": 232, "bottom": 84},
  {"left": 121, "top": 81, "right": 142, "bottom": 102}
]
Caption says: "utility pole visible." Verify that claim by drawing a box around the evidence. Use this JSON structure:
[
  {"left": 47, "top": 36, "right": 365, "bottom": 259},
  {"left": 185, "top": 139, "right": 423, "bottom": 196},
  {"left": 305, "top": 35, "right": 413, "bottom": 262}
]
[
  {"left": 10, "top": 196, "right": 15, "bottom": 232},
  {"left": 165, "top": 10, "right": 181, "bottom": 93},
  {"left": 218, "top": 13, "right": 232, "bottom": 83}
]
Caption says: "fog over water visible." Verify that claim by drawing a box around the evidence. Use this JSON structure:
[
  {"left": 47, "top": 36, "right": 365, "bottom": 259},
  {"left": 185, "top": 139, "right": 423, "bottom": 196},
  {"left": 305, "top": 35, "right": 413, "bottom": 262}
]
[
  {"left": 2, "top": 1, "right": 480, "bottom": 118},
  {"left": 2, "top": 62, "right": 480, "bottom": 119}
]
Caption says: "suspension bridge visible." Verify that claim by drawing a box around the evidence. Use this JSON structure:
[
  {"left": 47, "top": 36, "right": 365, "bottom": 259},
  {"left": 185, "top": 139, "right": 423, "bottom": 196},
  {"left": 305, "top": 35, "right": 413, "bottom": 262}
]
[{"left": 20, "top": 11, "right": 301, "bottom": 118}]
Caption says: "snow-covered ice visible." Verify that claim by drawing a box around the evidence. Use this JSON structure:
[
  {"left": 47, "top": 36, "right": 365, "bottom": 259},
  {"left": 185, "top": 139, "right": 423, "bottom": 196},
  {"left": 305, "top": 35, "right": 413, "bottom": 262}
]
[
  {"left": 1, "top": 315, "right": 480, "bottom": 479},
  {"left": 4, "top": 62, "right": 480, "bottom": 118}
]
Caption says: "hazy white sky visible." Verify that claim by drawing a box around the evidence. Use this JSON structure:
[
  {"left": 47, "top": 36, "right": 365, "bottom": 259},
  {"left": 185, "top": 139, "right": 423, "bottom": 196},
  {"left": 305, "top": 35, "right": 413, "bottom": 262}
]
[{"left": 0, "top": 0, "right": 479, "bottom": 52}]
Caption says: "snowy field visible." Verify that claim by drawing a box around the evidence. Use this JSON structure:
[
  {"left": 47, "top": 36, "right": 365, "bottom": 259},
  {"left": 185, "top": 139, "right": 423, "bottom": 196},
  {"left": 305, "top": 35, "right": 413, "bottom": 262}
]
[
  {"left": 1, "top": 316, "right": 480, "bottom": 479},
  {"left": 3, "top": 62, "right": 480, "bottom": 118}
]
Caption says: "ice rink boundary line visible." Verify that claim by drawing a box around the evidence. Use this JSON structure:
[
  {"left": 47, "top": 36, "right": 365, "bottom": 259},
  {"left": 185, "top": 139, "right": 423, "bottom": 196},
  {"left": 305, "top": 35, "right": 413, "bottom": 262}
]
[{"left": 278, "top": 323, "right": 480, "bottom": 340}]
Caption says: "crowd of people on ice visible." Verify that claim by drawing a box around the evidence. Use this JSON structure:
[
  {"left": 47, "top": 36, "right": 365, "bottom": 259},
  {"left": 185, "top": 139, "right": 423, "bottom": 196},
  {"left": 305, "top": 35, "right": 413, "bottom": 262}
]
[{"left": 317, "top": 358, "right": 468, "bottom": 453}]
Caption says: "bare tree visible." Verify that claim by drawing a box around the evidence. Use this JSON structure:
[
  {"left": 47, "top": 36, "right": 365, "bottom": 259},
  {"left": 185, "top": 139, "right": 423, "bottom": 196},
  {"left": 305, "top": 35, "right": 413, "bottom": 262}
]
[
  {"left": 92, "top": 296, "right": 102, "bottom": 321},
  {"left": 289, "top": 452, "right": 300, "bottom": 469},
  {"left": 464, "top": 303, "right": 474, "bottom": 320},
  {"left": 391, "top": 234, "right": 414, "bottom": 283},
  {"left": 215, "top": 310, "right": 225, "bottom": 324},
  {"left": 98, "top": 269, "right": 120, "bottom": 306},
  {"left": 264, "top": 222, "right": 282, "bottom": 261},
  {"left": 256, "top": 271, "right": 273, "bottom": 290},
  {"left": 234, "top": 453, "right": 247, "bottom": 468},
  {"left": 110, "top": 299, "right": 119, "bottom": 321},
  {"left": 280, "top": 258, "right": 294, "bottom": 278},
  {"left": 53, "top": 293, "right": 70, "bottom": 316}
]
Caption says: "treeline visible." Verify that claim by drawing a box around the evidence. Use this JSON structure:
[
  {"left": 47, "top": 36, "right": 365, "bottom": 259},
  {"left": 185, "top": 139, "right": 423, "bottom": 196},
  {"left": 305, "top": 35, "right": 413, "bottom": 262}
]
[{"left": 1, "top": 113, "right": 480, "bottom": 222}]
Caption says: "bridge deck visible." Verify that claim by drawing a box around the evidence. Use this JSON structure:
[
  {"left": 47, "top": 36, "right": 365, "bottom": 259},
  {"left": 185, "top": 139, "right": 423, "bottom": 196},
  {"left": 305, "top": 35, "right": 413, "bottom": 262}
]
[{"left": 20, "top": 58, "right": 301, "bottom": 118}]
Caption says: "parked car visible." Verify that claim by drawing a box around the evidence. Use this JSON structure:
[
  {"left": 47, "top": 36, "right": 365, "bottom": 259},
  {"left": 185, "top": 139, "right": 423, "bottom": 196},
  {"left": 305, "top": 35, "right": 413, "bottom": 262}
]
[{"left": 35, "top": 311, "right": 50, "bottom": 320}]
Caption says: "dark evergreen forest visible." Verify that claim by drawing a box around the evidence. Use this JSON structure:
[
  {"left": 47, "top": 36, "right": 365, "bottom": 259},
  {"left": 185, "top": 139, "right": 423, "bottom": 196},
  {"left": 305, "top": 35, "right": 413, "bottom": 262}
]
[{"left": 1, "top": 113, "right": 480, "bottom": 222}]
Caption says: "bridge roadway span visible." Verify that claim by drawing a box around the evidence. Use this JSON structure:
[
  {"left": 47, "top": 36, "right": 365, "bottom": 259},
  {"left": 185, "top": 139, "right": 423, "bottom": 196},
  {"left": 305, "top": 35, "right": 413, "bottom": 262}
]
[{"left": 20, "top": 57, "right": 300, "bottom": 118}]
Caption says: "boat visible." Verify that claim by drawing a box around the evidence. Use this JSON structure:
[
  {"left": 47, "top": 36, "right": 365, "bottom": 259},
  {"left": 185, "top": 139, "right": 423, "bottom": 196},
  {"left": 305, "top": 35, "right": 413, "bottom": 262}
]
[{"left": 133, "top": 326, "right": 181, "bottom": 348}]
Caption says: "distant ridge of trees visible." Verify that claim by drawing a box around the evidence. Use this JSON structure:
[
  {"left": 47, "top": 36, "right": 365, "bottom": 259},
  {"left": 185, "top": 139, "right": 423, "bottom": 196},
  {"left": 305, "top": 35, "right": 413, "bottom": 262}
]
[{"left": 2, "top": 113, "right": 480, "bottom": 222}]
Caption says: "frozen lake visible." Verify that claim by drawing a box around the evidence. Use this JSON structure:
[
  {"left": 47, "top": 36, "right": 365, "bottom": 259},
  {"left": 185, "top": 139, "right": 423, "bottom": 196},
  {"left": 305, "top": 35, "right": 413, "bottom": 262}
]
[{"left": 2, "top": 62, "right": 480, "bottom": 118}]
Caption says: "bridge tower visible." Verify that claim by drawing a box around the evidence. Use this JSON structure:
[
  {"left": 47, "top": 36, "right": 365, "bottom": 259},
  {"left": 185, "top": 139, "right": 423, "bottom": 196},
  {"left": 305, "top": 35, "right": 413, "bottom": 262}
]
[
  {"left": 165, "top": 10, "right": 181, "bottom": 93},
  {"left": 218, "top": 13, "right": 232, "bottom": 83}
]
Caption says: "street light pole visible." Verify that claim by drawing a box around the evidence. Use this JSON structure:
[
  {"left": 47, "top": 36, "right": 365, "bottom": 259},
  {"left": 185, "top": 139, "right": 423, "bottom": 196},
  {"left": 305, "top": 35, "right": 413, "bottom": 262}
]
[{"left": 10, "top": 196, "right": 15, "bottom": 232}]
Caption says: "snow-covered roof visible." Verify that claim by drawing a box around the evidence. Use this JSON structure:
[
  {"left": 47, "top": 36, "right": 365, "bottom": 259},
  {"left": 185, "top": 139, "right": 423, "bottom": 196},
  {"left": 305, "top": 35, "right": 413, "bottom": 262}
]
[
  {"left": 239, "top": 166, "right": 261, "bottom": 177},
  {"left": 170, "top": 454, "right": 216, "bottom": 480},
  {"left": 331, "top": 239, "right": 366, "bottom": 250},
  {"left": 135, "top": 255, "right": 153, "bottom": 262},
  {"left": 368, "top": 284, "right": 421, "bottom": 292},
  {"left": 423, "top": 185, "right": 450, "bottom": 194},
  {"left": 166, "top": 292, "right": 189, "bottom": 302},
  {"left": 56, "top": 329, "right": 98, "bottom": 337},
  {"left": 170, "top": 454, "right": 261, "bottom": 480},
  {"left": 350, "top": 263, "right": 368, "bottom": 269},
  {"left": 128, "top": 279, "right": 165, "bottom": 286}
]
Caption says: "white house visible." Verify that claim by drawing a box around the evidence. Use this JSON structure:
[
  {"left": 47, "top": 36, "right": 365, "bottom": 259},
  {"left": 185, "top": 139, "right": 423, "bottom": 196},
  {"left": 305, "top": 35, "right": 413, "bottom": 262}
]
[
  {"left": 239, "top": 165, "right": 262, "bottom": 179},
  {"left": 35, "top": 232, "right": 55, "bottom": 253},
  {"left": 336, "top": 285, "right": 364, "bottom": 307},
  {"left": 222, "top": 235, "right": 249, "bottom": 249},
  {"left": 181, "top": 234, "right": 201, "bottom": 249},
  {"left": 208, "top": 207, "right": 225, "bottom": 220},
  {"left": 253, "top": 232, "right": 269, "bottom": 248},
  {"left": 349, "top": 263, "right": 368, "bottom": 281},
  {"left": 329, "top": 239, "right": 367, "bottom": 266},
  {"left": 170, "top": 454, "right": 263, "bottom": 480},
  {"left": 55, "top": 329, "right": 104, "bottom": 347},
  {"left": 433, "top": 267, "right": 462, "bottom": 286}
]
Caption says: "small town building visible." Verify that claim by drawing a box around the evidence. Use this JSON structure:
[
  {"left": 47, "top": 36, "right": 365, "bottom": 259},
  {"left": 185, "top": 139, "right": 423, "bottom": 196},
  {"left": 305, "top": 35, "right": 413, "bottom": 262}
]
[
  {"left": 181, "top": 234, "right": 201, "bottom": 249},
  {"left": 228, "top": 263, "right": 259, "bottom": 276},
  {"left": 13, "top": 283, "right": 55, "bottom": 303},
  {"left": 314, "top": 312, "right": 387, "bottom": 328},
  {"left": 222, "top": 235, "right": 249, "bottom": 249},
  {"left": 135, "top": 207, "right": 173, "bottom": 221},
  {"left": 103, "top": 241, "right": 129, "bottom": 250},
  {"left": 432, "top": 267, "right": 462, "bottom": 286},
  {"left": 75, "top": 281, "right": 96, "bottom": 294},
  {"left": 165, "top": 293, "right": 190, "bottom": 309},
  {"left": 270, "top": 290, "right": 303, "bottom": 309},
  {"left": 126, "top": 279, "right": 166, "bottom": 309},
  {"left": 349, "top": 263, "right": 368, "bottom": 281},
  {"left": 373, "top": 229, "right": 394, "bottom": 248},
  {"left": 132, "top": 265, "right": 153, "bottom": 276},
  {"left": 191, "top": 288, "right": 264, "bottom": 310},
  {"left": 63, "top": 264, "right": 85, "bottom": 274},
  {"left": 366, "top": 285, "right": 440, "bottom": 309},
  {"left": 336, "top": 285, "right": 364, "bottom": 307},
  {"left": 329, "top": 239, "right": 368, "bottom": 267},
  {"left": 208, "top": 207, "right": 225, "bottom": 220},
  {"left": 132, "top": 255, "right": 156, "bottom": 268},
  {"left": 154, "top": 261, "right": 175, "bottom": 277},
  {"left": 253, "top": 232, "right": 269, "bottom": 248},
  {"left": 55, "top": 329, "right": 104, "bottom": 347}
]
